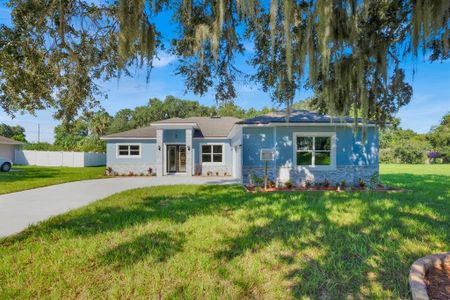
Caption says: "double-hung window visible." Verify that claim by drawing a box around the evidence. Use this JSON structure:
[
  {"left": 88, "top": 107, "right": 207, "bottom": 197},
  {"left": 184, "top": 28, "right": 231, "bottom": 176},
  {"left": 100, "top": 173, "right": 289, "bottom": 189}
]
[
  {"left": 295, "top": 134, "right": 334, "bottom": 167},
  {"left": 117, "top": 144, "right": 141, "bottom": 157},
  {"left": 201, "top": 144, "right": 223, "bottom": 163}
]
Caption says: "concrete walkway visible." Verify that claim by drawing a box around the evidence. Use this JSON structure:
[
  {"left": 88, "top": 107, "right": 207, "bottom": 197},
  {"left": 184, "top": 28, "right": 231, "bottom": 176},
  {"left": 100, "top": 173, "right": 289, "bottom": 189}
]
[{"left": 0, "top": 176, "right": 239, "bottom": 238}]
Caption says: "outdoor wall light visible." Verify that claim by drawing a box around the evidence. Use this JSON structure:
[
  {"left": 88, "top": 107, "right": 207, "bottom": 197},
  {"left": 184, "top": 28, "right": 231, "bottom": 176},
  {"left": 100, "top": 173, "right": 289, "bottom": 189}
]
[
  {"left": 158, "top": 145, "right": 161, "bottom": 151},
  {"left": 187, "top": 146, "right": 191, "bottom": 151}
]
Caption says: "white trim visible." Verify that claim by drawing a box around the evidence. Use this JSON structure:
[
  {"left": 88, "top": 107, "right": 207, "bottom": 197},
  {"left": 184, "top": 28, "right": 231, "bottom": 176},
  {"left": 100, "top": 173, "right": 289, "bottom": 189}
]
[
  {"left": 199, "top": 142, "right": 225, "bottom": 165},
  {"left": 152, "top": 122, "right": 197, "bottom": 126},
  {"left": 193, "top": 137, "right": 229, "bottom": 140},
  {"left": 226, "top": 124, "right": 243, "bottom": 139},
  {"left": 293, "top": 132, "right": 336, "bottom": 170},
  {"left": 116, "top": 143, "right": 142, "bottom": 158},
  {"left": 165, "top": 144, "right": 187, "bottom": 174},
  {"left": 163, "top": 143, "right": 188, "bottom": 175},
  {"left": 101, "top": 137, "right": 155, "bottom": 140},
  {"left": 152, "top": 123, "right": 199, "bottom": 130}
]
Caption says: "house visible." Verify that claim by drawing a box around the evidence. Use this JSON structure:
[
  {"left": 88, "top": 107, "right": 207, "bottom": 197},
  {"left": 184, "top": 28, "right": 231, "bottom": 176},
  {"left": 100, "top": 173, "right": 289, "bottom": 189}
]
[
  {"left": 101, "top": 110, "right": 379, "bottom": 185},
  {"left": 0, "top": 135, "right": 23, "bottom": 162}
]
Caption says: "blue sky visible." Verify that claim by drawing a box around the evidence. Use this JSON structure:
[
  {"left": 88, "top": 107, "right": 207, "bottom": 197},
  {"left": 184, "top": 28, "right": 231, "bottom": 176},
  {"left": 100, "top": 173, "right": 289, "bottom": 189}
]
[{"left": 0, "top": 3, "right": 449, "bottom": 143}]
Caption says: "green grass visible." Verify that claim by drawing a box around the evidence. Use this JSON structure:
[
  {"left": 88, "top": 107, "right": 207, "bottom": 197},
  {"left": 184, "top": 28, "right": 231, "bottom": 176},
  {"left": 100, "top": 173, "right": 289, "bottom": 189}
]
[
  {"left": 0, "top": 165, "right": 106, "bottom": 195},
  {"left": 0, "top": 164, "right": 449, "bottom": 299}
]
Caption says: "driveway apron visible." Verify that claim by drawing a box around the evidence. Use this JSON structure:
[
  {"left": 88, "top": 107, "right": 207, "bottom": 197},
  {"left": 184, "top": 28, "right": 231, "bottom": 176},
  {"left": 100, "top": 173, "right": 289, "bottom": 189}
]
[{"left": 0, "top": 176, "right": 238, "bottom": 238}]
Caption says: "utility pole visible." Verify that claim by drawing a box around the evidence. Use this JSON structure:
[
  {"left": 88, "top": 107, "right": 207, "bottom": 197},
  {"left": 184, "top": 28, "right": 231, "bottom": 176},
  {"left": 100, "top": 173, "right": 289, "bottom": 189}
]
[{"left": 37, "top": 124, "right": 40, "bottom": 143}]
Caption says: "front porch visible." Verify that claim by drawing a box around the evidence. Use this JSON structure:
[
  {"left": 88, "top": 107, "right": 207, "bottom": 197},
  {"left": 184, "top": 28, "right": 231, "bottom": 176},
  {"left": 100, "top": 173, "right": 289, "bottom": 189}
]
[
  {"left": 155, "top": 125, "right": 194, "bottom": 177},
  {"left": 154, "top": 127, "right": 240, "bottom": 178}
]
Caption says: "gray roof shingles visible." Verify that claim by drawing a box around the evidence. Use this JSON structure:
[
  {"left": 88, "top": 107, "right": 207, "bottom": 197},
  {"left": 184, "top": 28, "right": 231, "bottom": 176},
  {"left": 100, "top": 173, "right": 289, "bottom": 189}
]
[
  {"left": 0, "top": 135, "right": 23, "bottom": 145},
  {"left": 102, "top": 116, "right": 240, "bottom": 139},
  {"left": 102, "top": 110, "right": 371, "bottom": 139},
  {"left": 237, "top": 110, "right": 372, "bottom": 124}
]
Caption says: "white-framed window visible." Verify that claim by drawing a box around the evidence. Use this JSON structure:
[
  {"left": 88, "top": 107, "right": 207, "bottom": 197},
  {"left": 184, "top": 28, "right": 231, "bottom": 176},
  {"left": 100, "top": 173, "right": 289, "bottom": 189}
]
[
  {"left": 117, "top": 144, "right": 141, "bottom": 158},
  {"left": 201, "top": 144, "right": 224, "bottom": 164},
  {"left": 294, "top": 133, "right": 336, "bottom": 169}
]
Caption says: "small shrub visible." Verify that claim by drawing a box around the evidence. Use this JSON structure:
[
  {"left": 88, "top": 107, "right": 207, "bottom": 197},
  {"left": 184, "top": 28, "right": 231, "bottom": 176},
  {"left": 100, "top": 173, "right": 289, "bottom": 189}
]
[
  {"left": 284, "top": 181, "right": 293, "bottom": 189},
  {"left": 340, "top": 179, "right": 347, "bottom": 188},
  {"left": 358, "top": 178, "right": 366, "bottom": 188},
  {"left": 268, "top": 180, "right": 276, "bottom": 188},
  {"left": 304, "top": 180, "right": 312, "bottom": 188},
  {"left": 128, "top": 171, "right": 134, "bottom": 176},
  {"left": 369, "top": 173, "right": 379, "bottom": 188},
  {"left": 148, "top": 167, "right": 153, "bottom": 175},
  {"left": 216, "top": 172, "right": 219, "bottom": 176},
  {"left": 323, "top": 179, "right": 330, "bottom": 188},
  {"left": 105, "top": 167, "right": 113, "bottom": 176},
  {"left": 254, "top": 176, "right": 264, "bottom": 186}
]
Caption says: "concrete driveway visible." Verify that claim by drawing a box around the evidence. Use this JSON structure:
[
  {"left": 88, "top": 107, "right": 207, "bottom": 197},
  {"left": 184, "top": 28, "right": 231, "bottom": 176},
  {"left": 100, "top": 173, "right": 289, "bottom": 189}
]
[{"left": 0, "top": 176, "right": 239, "bottom": 238}]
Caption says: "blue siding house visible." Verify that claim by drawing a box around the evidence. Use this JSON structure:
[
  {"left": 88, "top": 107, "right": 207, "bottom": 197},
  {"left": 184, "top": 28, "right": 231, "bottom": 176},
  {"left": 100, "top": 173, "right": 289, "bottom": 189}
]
[{"left": 101, "top": 110, "right": 379, "bottom": 185}]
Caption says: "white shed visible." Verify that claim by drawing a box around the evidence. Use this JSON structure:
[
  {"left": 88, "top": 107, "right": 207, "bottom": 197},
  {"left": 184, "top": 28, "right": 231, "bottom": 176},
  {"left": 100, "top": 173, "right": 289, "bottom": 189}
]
[{"left": 0, "top": 135, "right": 23, "bottom": 162}]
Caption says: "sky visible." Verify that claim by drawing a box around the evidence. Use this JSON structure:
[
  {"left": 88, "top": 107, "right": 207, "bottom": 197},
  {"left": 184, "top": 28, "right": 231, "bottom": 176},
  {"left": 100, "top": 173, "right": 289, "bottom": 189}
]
[{"left": 0, "top": 3, "right": 449, "bottom": 143}]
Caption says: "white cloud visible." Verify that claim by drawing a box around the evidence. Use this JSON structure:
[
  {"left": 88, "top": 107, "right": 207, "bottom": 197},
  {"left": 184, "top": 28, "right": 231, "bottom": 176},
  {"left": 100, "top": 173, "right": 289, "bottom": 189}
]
[{"left": 153, "top": 52, "right": 177, "bottom": 68}]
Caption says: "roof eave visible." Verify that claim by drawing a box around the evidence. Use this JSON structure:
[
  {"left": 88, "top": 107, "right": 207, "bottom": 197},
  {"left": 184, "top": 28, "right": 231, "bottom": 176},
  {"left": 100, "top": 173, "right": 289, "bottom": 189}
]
[
  {"left": 100, "top": 136, "right": 156, "bottom": 140},
  {"left": 239, "top": 122, "right": 377, "bottom": 127}
]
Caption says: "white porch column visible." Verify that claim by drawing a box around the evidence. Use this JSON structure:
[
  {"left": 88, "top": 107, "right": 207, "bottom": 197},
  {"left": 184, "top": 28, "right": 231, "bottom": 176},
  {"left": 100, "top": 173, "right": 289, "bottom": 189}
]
[
  {"left": 156, "top": 128, "right": 163, "bottom": 176},
  {"left": 185, "top": 128, "right": 193, "bottom": 176}
]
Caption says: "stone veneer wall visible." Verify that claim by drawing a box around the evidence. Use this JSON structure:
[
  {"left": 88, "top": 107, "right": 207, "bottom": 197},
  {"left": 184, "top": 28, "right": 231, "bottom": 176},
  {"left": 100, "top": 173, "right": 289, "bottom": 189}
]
[
  {"left": 243, "top": 165, "right": 379, "bottom": 186},
  {"left": 195, "top": 164, "right": 232, "bottom": 176},
  {"left": 109, "top": 163, "right": 158, "bottom": 175}
]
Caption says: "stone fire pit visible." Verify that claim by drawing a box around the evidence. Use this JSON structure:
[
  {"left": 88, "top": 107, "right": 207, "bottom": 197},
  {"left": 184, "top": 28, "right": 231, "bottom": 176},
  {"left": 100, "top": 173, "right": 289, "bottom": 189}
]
[{"left": 409, "top": 252, "right": 450, "bottom": 300}]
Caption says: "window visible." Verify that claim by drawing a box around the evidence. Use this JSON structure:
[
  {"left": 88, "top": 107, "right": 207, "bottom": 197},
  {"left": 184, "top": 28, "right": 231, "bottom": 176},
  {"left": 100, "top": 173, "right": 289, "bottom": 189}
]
[
  {"left": 201, "top": 144, "right": 223, "bottom": 163},
  {"left": 295, "top": 135, "right": 333, "bottom": 167},
  {"left": 117, "top": 144, "right": 141, "bottom": 157}
]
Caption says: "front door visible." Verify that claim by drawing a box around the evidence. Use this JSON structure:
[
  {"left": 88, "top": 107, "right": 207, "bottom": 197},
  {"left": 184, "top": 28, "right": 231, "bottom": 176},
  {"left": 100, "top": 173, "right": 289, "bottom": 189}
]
[{"left": 167, "top": 145, "right": 186, "bottom": 173}]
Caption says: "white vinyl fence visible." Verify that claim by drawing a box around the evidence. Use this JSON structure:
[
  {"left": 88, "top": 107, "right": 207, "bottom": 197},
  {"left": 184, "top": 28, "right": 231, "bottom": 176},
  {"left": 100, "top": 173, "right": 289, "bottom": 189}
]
[{"left": 15, "top": 150, "right": 106, "bottom": 167}]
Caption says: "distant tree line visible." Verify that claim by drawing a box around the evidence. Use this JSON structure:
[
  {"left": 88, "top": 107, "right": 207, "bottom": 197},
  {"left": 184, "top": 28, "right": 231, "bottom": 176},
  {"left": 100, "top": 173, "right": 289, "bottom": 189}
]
[
  {"left": 6, "top": 96, "right": 448, "bottom": 163},
  {"left": 23, "top": 96, "right": 273, "bottom": 152},
  {"left": 380, "top": 113, "right": 450, "bottom": 164}
]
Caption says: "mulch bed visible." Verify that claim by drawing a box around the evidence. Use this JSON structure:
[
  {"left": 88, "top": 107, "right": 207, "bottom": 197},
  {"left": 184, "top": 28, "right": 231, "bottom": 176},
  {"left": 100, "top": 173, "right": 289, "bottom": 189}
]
[
  {"left": 425, "top": 260, "right": 450, "bottom": 300},
  {"left": 243, "top": 184, "right": 409, "bottom": 193}
]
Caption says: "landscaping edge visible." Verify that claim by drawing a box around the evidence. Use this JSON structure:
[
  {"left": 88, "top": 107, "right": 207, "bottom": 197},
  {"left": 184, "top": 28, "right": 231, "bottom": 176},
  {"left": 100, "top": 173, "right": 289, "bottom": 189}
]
[{"left": 409, "top": 252, "right": 450, "bottom": 300}]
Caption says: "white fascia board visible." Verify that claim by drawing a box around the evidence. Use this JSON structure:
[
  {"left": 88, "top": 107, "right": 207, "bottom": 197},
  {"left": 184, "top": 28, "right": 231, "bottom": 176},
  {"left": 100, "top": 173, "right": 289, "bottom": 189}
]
[
  {"left": 192, "top": 137, "right": 229, "bottom": 140},
  {"left": 100, "top": 137, "right": 156, "bottom": 140},
  {"left": 151, "top": 123, "right": 199, "bottom": 129},
  {"left": 226, "top": 124, "right": 243, "bottom": 139}
]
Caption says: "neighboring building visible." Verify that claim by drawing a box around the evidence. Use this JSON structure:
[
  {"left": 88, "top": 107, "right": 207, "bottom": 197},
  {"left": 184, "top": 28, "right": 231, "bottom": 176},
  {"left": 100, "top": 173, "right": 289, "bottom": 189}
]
[
  {"left": 101, "top": 110, "right": 379, "bottom": 185},
  {"left": 0, "top": 135, "right": 23, "bottom": 162}
]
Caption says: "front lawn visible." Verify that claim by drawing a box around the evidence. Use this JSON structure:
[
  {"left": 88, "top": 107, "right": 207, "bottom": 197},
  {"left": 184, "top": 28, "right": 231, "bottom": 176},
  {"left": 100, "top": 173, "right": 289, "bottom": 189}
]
[
  {"left": 0, "top": 165, "right": 106, "bottom": 195},
  {"left": 0, "top": 164, "right": 448, "bottom": 298}
]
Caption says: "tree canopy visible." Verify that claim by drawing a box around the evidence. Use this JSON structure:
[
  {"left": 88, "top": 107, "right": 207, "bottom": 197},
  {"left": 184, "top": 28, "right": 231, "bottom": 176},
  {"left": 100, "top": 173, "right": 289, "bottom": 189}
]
[
  {"left": 0, "top": 0, "right": 448, "bottom": 125},
  {"left": 0, "top": 123, "right": 27, "bottom": 142},
  {"left": 23, "top": 95, "right": 272, "bottom": 152}
]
